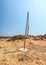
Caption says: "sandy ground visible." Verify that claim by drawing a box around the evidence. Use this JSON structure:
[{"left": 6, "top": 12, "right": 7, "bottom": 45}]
[{"left": 0, "top": 37, "right": 46, "bottom": 65}]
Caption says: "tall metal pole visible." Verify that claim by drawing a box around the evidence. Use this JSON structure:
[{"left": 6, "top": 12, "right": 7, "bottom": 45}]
[{"left": 24, "top": 12, "right": 29, "bottom": 50}]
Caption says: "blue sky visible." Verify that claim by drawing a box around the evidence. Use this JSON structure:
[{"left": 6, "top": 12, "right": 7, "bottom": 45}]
[{"left": 0, "top": 0, "right": 46, "bottom": 36}]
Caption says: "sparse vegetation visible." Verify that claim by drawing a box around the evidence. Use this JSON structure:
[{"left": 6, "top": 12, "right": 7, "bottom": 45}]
[
  {"left": 6, "top": 39, "right": 11, "bottom": 42},
  {"left": 6, "top": 35, "right": 29, "bottom": 41},
  {"left": 0, "top": 34, "right": 46, "bottom": 65},
  {"left": 33, "top": 36, "right": 40, "bottom": 40}
]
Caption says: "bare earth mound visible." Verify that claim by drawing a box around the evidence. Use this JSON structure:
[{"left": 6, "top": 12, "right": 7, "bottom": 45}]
[{"left": 0, "top": 35, "right": 46, "bottom": 65}]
